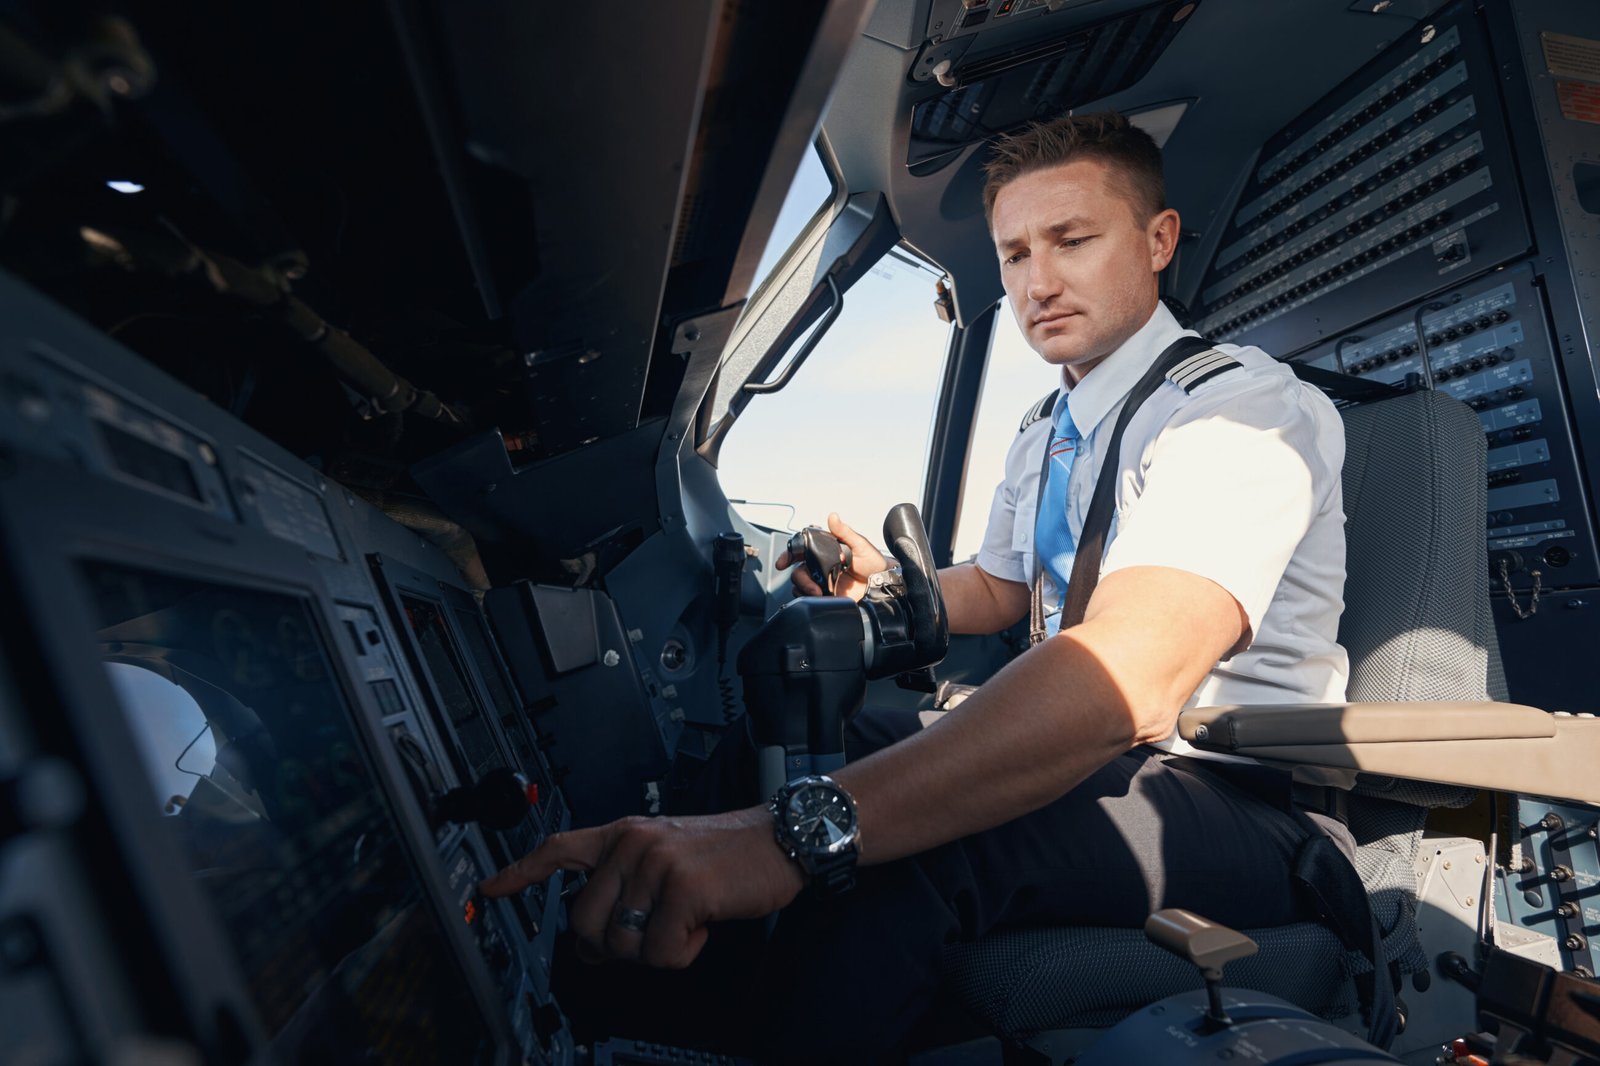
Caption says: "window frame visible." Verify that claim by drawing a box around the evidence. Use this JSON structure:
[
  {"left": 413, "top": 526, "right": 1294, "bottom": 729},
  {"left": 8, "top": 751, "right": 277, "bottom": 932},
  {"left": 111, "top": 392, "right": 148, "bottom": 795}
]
[{"left": 698, "top": 137, "right": 856, "bottom": 453}]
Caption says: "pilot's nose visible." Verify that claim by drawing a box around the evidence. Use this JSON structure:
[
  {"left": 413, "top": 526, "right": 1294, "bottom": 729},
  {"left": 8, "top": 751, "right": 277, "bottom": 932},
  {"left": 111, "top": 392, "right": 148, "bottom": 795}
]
[{"left": 1025, "top": 254, "right": 1061, "bottom": 304}]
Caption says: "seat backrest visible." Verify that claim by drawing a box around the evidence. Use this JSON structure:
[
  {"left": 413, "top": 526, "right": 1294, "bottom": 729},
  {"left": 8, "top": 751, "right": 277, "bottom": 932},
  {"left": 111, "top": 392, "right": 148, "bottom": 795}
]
[
  {"left": 1338, "top": 389, "right": 1508, "bottom": 704},
  {"left": 1333, "top": 390, "right": 1503, "bottom": 988}
]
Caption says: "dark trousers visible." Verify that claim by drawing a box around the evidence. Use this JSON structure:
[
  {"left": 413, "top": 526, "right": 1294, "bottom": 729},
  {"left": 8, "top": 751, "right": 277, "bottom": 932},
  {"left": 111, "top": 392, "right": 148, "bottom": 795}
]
[
  {"left": 749, "top": 705, "right": 1347, "bottom": 1061},
  {"left": 572, "top": 706, "right": 1348, "bottom": 1062}
]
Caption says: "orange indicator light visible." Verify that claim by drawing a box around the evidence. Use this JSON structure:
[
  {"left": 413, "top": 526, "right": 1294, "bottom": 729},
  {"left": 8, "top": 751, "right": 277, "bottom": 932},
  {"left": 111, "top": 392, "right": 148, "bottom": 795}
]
[{"left": 464, "top": 899, "right": 478, "bottom": 924}]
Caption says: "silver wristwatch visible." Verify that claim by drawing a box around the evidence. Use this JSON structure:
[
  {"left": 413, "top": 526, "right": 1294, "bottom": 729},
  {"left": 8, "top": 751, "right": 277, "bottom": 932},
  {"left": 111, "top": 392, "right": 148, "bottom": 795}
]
[{"left": 768, "top": 774, "right": 860, "bottom": 897}]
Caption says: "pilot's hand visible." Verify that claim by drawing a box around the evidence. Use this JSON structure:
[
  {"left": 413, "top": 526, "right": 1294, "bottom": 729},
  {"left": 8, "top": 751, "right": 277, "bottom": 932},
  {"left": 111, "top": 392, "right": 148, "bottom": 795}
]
[
  {"left": 774, "top": 512, "right": 889, "bottom": 601},
  {"left": 480, "top": 807, "right": 804, "bottom": 969}
]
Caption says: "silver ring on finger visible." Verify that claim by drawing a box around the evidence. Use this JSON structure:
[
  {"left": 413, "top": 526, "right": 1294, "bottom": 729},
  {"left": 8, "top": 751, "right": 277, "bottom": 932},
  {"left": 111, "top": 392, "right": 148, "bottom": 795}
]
[{"left": 612, "top": 904, "right": 650, "bottom": 933}]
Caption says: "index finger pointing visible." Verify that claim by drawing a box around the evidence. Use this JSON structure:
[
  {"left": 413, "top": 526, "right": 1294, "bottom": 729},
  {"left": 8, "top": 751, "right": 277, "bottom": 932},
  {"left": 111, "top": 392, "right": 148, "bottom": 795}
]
[{"left": 480, "top": 829, "right": 605, "bottom": 897}]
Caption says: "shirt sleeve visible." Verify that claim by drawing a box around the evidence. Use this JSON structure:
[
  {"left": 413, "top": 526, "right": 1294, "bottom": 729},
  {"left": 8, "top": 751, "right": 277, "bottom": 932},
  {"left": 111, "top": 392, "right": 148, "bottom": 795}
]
[
  {"left": 975, "top": 473, "right": 1027, "bottom": 583},
  {"left": 974, "top": 422, "right": 1045, "bottom": 584},
  {"left": 1100, "top": 376, "right": 1334, "bottom": 637}
]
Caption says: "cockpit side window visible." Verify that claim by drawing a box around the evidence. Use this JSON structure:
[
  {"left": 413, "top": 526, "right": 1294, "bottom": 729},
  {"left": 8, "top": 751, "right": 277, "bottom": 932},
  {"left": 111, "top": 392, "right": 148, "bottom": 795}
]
[
  {"left": 717, "top": 245, "right": 953, "bottom": 534},
  {"left": 950, "top": 304, "right": 1061, "bottom": 563}
]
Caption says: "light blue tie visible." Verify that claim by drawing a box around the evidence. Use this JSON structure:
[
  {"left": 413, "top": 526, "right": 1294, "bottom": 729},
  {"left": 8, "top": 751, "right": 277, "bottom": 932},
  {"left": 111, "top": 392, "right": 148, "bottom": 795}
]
[{"left": 1034, "top": 400, "right": 1080, "bottom": 636}]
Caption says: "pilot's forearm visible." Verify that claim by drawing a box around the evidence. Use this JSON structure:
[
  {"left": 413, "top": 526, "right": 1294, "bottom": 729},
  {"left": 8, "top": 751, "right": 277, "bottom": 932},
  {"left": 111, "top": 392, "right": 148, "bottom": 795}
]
[
  {"left": 937, "top": 562, "right": 1029, "bottom": 635},
  {"left": 833, "top": 566, "right": 1240, "bottom": 865},
  {"left": 831, "top": 626, "right": 1133, "bottom": 864}
]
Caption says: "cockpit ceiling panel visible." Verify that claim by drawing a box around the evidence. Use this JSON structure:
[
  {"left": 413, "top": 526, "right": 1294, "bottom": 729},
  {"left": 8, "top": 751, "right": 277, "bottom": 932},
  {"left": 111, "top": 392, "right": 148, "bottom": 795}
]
[
  {"left": 907, "top": 0, "right": 1197, "bottom": 169},
  {"left": 428, "top": 1, "right": 720, "bottom": 456},
  {"left": 922, "top": 0, "right": 1157, "bottom": 44}
]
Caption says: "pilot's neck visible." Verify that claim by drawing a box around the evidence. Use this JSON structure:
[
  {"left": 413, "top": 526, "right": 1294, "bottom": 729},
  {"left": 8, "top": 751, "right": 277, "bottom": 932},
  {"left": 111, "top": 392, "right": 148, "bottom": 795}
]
[{"left": 1060, "top": 301, "right": 1165, "bottom": 390}]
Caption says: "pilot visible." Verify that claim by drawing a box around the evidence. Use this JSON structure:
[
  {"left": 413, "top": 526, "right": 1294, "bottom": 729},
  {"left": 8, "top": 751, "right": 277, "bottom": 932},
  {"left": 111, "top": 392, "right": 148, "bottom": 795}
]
[{"left": 485, "top": 112, "right": 1353, "bottom": 1060}]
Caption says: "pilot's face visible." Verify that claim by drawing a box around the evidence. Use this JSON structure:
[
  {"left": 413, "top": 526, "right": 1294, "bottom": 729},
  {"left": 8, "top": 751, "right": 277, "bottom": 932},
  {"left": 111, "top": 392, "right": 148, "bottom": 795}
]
[{"left": 991, "top": 158, "right": 1177, "bottom": 383}]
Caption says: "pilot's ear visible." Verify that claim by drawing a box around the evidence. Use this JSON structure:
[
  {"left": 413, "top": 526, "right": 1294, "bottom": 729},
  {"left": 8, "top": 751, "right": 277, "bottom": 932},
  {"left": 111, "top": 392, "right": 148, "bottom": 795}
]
[{"left": 1149, "top": 208, "right": 1181, "bottom": 272}]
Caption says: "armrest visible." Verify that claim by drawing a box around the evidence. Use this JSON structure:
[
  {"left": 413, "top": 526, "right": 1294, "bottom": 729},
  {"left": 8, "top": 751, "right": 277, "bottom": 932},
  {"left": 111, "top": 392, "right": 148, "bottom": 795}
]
[
  {"left": 1176, "top": 703, "right": 1600, "bottom": 806},
  {"left": 1178, "top": 701, "right": 1555, "bottom": 748}
]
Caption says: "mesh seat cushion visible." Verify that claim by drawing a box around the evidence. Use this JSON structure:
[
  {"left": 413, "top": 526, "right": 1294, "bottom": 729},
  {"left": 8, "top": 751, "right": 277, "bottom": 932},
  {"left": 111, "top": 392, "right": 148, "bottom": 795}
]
[
  {"left": 943, "top": 922, "right": 1346, "bottom": 1034},
  {"left": 942, "top": 842, "right": 1417, "bottom": 1035}
]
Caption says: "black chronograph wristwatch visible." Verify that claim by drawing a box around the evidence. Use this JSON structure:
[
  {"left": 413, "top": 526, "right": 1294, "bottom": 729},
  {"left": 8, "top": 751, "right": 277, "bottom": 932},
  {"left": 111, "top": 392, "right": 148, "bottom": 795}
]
[{"left": 768, "top": 774, "right": 859, "bottom": 897}]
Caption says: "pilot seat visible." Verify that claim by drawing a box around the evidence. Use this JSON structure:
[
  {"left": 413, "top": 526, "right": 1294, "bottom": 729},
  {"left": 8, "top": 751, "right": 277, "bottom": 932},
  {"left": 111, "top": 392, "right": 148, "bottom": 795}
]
[{"left": 939, "top": 387, "right": 1502, "bottom": 1055}]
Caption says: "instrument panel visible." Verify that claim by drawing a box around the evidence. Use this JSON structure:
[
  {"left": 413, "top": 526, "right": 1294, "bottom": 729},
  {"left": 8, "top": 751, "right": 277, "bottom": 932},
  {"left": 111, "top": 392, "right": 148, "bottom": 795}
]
[
  {"left": 0, "top": 273, "right": 578, "bottom": 1064},
  {"left": 1292, "top": 262, "right": 1596, "bottom": 593},
  {"left": 1497, "top": 794, "right": 1600, "bottom": 978},
  {"left": 1194, "top": 0, "right": 1531, "bottom": 356}
]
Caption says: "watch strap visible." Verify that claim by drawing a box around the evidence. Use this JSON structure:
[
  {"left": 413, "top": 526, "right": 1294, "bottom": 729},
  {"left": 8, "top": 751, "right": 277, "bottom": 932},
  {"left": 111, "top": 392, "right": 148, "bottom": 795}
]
[{"left": 807, "top": 845, "right": 857, "bottom": 898}]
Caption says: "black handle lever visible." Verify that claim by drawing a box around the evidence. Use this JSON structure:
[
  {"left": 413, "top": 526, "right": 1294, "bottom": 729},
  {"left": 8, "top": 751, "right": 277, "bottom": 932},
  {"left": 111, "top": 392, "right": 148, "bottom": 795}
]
[
  {"left": 437, "top": 767, "right": 534, "bottom": 831},
  {"left": 788, "top": 526, "right": 852, "bottom": 596},
  {"left": 1145, "top": 909, "right": 1257, "bottom": 1030},
  {"left": 714, "top": 531, "right": 746, "bottom": 665},
  {"left": 882, "top": 502, "right": 948, "bottom": 669}
]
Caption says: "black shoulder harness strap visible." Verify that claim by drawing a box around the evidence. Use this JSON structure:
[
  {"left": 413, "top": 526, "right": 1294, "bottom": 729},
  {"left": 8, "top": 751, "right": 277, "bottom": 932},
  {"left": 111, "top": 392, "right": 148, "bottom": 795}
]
[{"left": 1028, "top": 335, "right": 1223, "bottom": 644}]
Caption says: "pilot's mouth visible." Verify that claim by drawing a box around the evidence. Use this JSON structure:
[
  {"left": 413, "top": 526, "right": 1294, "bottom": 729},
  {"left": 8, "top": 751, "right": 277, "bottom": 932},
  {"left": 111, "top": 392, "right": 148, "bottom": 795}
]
[{"left": 1033, "top": 312, "right": 1079, "bottom": 328}]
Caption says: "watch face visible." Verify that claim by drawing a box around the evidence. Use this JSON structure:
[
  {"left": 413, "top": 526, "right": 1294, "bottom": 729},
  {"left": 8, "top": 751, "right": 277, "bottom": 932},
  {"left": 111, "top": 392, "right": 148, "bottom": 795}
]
[{"left": 783, "top": 782, "right": 857, "bottom": 854}]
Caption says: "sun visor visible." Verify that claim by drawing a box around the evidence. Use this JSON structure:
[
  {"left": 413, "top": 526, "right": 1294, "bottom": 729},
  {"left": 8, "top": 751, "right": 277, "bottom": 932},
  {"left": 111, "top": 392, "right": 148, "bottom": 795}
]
[{"left": 906, "top": 0, "right": 1199, "bottom": 172}]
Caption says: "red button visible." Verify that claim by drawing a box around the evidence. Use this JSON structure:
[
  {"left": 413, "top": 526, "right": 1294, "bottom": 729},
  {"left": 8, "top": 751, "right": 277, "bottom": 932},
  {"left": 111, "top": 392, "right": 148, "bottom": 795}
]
[{"left": 525, "top": 781, "right": 541, "bottom": 807}]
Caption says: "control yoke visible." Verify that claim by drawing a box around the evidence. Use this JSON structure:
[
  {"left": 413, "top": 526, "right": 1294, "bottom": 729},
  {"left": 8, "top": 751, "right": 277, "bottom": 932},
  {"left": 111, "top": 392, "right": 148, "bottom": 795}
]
[
  {"left": 861, "top": 502, "right": 950, "bottom": 680},
  {"left": 739, "top": 503, "right": 950, "bottom": 798}
]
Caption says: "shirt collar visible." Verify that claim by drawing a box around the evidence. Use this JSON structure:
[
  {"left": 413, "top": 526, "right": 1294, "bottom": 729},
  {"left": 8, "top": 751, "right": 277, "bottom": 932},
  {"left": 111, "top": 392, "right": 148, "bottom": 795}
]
[{"left": 1056, "top": 301, "right": 1195, "bottom": 437}]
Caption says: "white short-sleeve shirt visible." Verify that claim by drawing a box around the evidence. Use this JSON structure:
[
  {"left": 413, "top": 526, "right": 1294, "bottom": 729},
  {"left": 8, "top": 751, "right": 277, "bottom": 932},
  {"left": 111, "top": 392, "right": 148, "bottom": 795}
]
[{"left": 975, "top": 302, "right": 1350, "bottom": 753}]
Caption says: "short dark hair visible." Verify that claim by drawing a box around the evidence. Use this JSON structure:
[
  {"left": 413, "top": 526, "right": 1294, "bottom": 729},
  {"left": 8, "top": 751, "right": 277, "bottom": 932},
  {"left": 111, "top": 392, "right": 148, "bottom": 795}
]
[{"left": 982, "top": 111, "right": 1165, "bottom": 225}]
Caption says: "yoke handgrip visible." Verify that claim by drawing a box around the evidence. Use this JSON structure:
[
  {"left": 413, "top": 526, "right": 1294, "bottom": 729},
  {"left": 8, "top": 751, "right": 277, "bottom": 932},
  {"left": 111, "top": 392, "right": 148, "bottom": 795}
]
[{"left": 882, "top": 502, "right": 948, "bottom": 667}]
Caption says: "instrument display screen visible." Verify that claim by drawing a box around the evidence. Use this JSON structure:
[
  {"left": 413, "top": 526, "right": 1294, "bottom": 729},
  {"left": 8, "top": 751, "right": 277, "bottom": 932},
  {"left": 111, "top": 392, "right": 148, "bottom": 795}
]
[{"left": 86, "top": 562, "right": 494, "bottom": 1064}]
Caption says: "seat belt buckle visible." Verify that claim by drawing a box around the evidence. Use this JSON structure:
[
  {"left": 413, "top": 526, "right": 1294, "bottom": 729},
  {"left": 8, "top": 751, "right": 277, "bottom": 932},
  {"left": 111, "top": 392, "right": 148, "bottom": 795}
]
[{"left": 1291, "top": 782, "right": 1349, "bottom": 825}]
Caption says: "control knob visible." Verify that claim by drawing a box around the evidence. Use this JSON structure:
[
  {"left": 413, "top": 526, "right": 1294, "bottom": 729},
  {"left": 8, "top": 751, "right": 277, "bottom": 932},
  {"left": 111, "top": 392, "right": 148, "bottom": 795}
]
[{"left": 437, "top": 767, "right": 537, "bottom": 831}]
